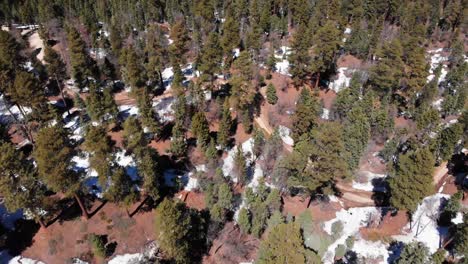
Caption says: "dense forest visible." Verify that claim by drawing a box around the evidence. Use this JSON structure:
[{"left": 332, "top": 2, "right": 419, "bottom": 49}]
[{"left": 0, "top": 0, "right": 466, "bottom": 263}]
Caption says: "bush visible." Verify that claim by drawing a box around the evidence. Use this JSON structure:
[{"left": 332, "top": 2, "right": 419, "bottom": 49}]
[
  {"left": 331, "top": 221, "right": 343, "bottom": 239},
  {"left": 88, "top": 234, "right": 107, "bottom": 258},
  {"left": 335, "top": 244, "right": 346, "bottom": 259}
]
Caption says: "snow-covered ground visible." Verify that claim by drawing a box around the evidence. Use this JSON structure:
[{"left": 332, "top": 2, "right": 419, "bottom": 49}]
[
  {"left": 274, "top": 46, "right": 291, "bottom": 76},
  {"left": 115, "top": 150, "right": 138, "bottom": 181},
  {"left": 153, "top": 96, "right": 175, "bottom": 122},
  {"left": 0, "top": 95, "right": 32, "bottom": 122},
  {"left": 321, "top": 108, "right": 330, "bottom": 120},
  {"left": 108, "top": 253, "right": 143, "bottom": 264},
  {"left": 352, "top": 171, "right": 387, "bottom": 192},
  {"left": 329, "top": 67, "right": 354, "bottom": 93},
  {"left": 118, "top": 105, "right": 139, "bottom": 117},
  {"left": 393, "top": 193, "right": 450, "bottom": 254},
  {"left": 322, "top": 207, "right": 383, "bottom": 263},
  {"left": 427, "top": 48, "right": 448, "bottom": 84},
  {"left": 0, "top": 205, "right": 23, "bottom": 230},
  {"left": 278, "top": 125, "right": 294, "bottom": 146}
]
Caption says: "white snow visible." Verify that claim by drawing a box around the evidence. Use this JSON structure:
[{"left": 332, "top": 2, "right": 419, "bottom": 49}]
[
  {"left": 427, "top": 49, "right": 448, "bottom": 84},
  {"left": 452, "top": 212, "right": 463, "bottom": 225},
  {"left": 432, "top": 98, "right": 443, "bottom": 111},
  {"left": 278, "top": 125, "right": 294, "bottom": 146},
  {"left": 71, "top": 153, "right": 102, "bottom": 198},
  {"left": 321, "top": 108, "right": 330, "bottom": 120},
  {"left": 352, "top": 239, "right": 389, "bottom": 263},
  {"left": 274, "top": 46, "right": 291, "bottom": 76},
  {"left": 108, "top": 253, "right": 143, "bottom": 264},
  {"left": 89, "top": 48, "right": 107, "bottom": 60},
  {"left": 118, "top": 105, "right": 139, "bottom": 116},
  {"left": 153, "top": 96, "right": 175, "bottom": 122},
  {"left": 8, "top": 256, "right": 45, "bottom": 264},
  {"left": 322, "top": 207, "right": 381, "bottom": 263},
  {"left": 352, "top": 171, "right": 387, "bottom": 192},
  {"left": 233, "top": 48, "right": 240, "bottom": 58},
  {"left": 329, "top": 67, "right": 354, "bottom": 93},
  {"left": 344, "top": 27, "right": 352, "bottom": 34},
  {"left": 393, "top": 193, "right": 450, "bottom": 254},
  {"left": 115, "top": 150, "right": 138, "bottom": 181},
  {"left": 222, "top": 138, "right": 254, "bottom": 181},
  {"left": 0, "top": 95, "right": 32, "bottom": 121}
]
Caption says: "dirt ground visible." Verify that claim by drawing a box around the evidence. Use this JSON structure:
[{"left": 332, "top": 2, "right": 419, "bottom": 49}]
[
  {"left": 203, "top": 222, "right": 259, "bottom": 264},
  {"left": 282, "top": 195, "right": 342, "bottom": 222},
  {"left": 22, "top": 202, "right": 155, "bottom": 263}
]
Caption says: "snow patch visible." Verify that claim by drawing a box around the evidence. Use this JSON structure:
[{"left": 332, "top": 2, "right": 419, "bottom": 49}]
[
  {"left": 321, "top": 108, "right": 330, "bottom": 120},
  {"left": 278, "top": 125, "right": 294, "bottom": 146},
  {"left": 329, "top": 67, "right": 354, "bottom": 93},
  {"left": 452, "top": 212, "right": 463, "bottom": 225},
  {"left": 108, "top": 253, "right": 143, "bottom": 264},
  {"left": 153, "top": 96, "right": 175, "bottom": 122},
  {"left": 427, "top": 49, "right": 448, "bottom": 84},
  {"left": 352, "top": 171, "right": 386, "bottom": 192},
  {"left": 8, "top": 256, "right": 46, "bottom": 264},
  {"left": 393, "top": 193, "right": 450, "bottom": 253},
  {"left": 352, "top": 239, "right": 389, "bottom": 263},
  {"left": 322, "top": 207, "right": 381, "bottom": 263}
]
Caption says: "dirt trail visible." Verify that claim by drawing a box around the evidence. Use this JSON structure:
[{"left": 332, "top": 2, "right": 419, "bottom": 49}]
[{"left": 28, "top": 31, "right": 45, "bottom": 62}]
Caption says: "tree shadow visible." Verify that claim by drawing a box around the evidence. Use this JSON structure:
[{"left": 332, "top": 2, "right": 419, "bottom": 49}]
[{"left": 5, "top": 219, "right": 40, "bottom": 256}]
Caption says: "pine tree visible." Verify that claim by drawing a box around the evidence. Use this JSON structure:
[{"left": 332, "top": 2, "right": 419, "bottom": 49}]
[
  {"left": 229, "top": 51, "right": 256, "bottom": 111},
  {"left": 332, "top": 72, "right": 361, "bottom": 119},
  {"left": 9, "top": 71, "right": 47, "bottom": 118},
  {"left": 369, "top": 39, "right": 404, "bottom": 95},
  {"left": 67, "top": 26, "right": 98, "bottom": 90},
  {"left": 266, "top": 83, "right": 278, "bottom": 105},
  {"left": 436, "top": 123, "right": 463, "bottom": 161},
  {"left": 311, "top": 20, "right": 342, "bottom": 88},
  {"left": 122, "top": 46, "right": 146, "bottom": 92},
  {"left": 220, "top": 9, "right": 240, "bottom": 54},
  {"left": 238, "top": 207, "right": 251, "bottom": 233},
  {"left": 83, "top": 125, "right": 115, "bottom": 187},
  {"left": 452, "top": 214, "right": 468, "bottom": 256},
  {"left": 170, "top": 121, "right": 187, "bottom": 157},
  {"left": 44, "top": 45, "right": 68, "bottom": 108},
  {"left": 0, "top": 141, "right": 47, "bottom": 227},
  {"left": 136, "top": 90, "right": 160, "bottom": 134},
  {"left": 257, "top": 222, "right": 307, "bottom": 264},
  {"left": 291, "top": 88, "right": 321, "bottom": 141},
  {"left": 396, "top": 242, "right": 430, "bottom": 264},
  {"left": 34, "top": 125, "right": 89, "bottom": 219},
  {"left": 343, "top": 106, "right": 371, "bottom": 170},
  {"left": 0, "top": 30, "right": 24, "bottom": 93},
  {"left": 191, "top": 111, "right": 210, "bottom": 149},
  {"left": 145, "top": 24, "right": 168, "bottom": 91},
  {"left": 253, "top": 127, "right": 266, "bottom": 159},
  {"left": 233, "top": 145, "right": 247, "bottom": 186},
  {"left": 389, "top": 148, "right": 435, "bottom": 214},
  {"left": 217, "top": 99, "right": 232, "bottom": 148},
  {"left": 198, "top": 31, "right": 222, "bottom": 83},
  {"left": 105, "top": 166, "right": 137, "bottom": 206},
  {"left": 289, "top": 23, "right": 311, "bottom": 86},
  {"left": 155, "top": 198, "right": 191, "bottom": 263},
  {"left": 286, "top": 122, "right": 350, "bottom": 195},
  {"left": 169, "top": 19, "right": 190, "bottom": 66},
  {"left": 123, "top": 116, "right": 147, "bottom": 154},
  {"left": 136, "top": 147, "right": 161, "bottom": 201}
]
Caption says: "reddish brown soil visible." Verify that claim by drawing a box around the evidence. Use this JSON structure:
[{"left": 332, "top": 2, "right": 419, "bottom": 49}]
[
  {"left": 336, "top": 54, "right": 364, "bottom": 69},
  {"left": 203, "top": 222, "right": 259, "bottom": 264},
  {"left": 358, "top": 141, "right": 387, "bottom": 174},
  {"left": 22, "top": 203, "right": 155, "bottom": 264},
  {"left": 360, "top": 210, "right": 408, "bottom": 241},
  {"left": 177, "top": 191, "right": 206, "bottom": 211},
  {"left": 318, "top": 89, "right": 337, "bottom": 110},
  {"left": 108, "top": 130, "right": 124, "bottom": 149},
  {"left": 282, "top": 195, "right": 342, "bottom": 222},
  {"left": 148, "top": 139, "right": 171, "bottom": 155}
]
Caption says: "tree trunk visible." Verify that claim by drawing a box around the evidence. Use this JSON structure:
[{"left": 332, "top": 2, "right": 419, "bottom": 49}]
[
  {"left": 15, "top": 104, "right": 34, "bottom": 144},
  {"left": 55, "top": 75, "right": 70, "bottom": 116},
  {"left": 158, "top": 69, "right": 164, "bottom": 90},
  {"left": 74, "top": 193, "right": 89, "bottom": 219},
  {"left": 129, "top": 196, "right": 149, "bottom": 218},
  {"left": 315, "top": 72, "right": 320, "bottom": 89},
  {"left": 306, "top": 195, "right": 313, "bottom": 208},
  {"left": 38, "top": 218, "right": 47, "bottom": 229}
]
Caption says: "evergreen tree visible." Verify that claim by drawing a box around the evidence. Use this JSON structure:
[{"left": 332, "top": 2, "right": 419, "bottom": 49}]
[
  {"left": 291, "top": 88, "right": 321, "bottom": 141},
  {"left": 67, "top": 26, "right": 97, "bottom": 90},
  {"left": 436, "top": 123, "right": 463, "bottom": 161},
  {"left": 44, "top": 45, "right": 68, "bottom": 108},
  {"left": 452, "top": 214, "right": 468, "bottom": 256},
  {"left": 233, "top": 145, "right": 247, "bottom": 186},
  {"left": 191, "top": 111, "right": 210, "bottom": 149},
  {"left": 238, "top": 207, "right": 251, "bottom": 233},
  {"left": 34, "top": 125, "right": 89, "bottom": 218},
  {"left": 145, "top": 24, "right": 168, "bottom": 91},
  {"left": 289, "top": 23, "right": 311, "bottom": 86},
  {"left": 136, "top": 90, "right": 160, "bottom": 134},
  {"left": 136, "top": 147, "right": 161, "bottom": 201},
  {"left": 333, "top": 73, "right": 361, "bottom": 119},
  {"left": 266, "top": 83, "right": 278, "bottom": 105},
  {"left": 170, "top": 121, "right": 187, "bottom": 157},
  {"left": 286, "top": 122, "right": 350, "bottom": 195},
  {"left": 311, "top": 20, "right": 342, "bottom": 87},
  {"left": 169, "top": 19, "right": 190, "bottom": 66},
  {"left": 105, "top": 166, "right": 137, "bottom": 206},
  {"left": 83, "top": 125, "right": 115, "bottom": 187},
  {"left": 343, "top": 106, "right": 371, "bottom": 170},
  {"left": 123, "top": 116, "right": 147, "bottom": 154},
  {"left": 154, "top": 198, "right": 191, "bottom": 263},
  {"left": 122, "top": 46, "right": 146, "bottom": 91},
  {"left": 220, "top": 9, "right": 240, "bottom": 55},
  {"left": 257, "top": 222, "right": 307, "bottom": 264},
  {"left": 389, "top": 148, "right": 435, "bottom": 214},
  {"left": 0, "top": 141, "right": 47, "bottom": 226},
  {"left": 368, "top": 39, "right": 404, "bottom": 95},
  {"left": 396, "top": 242, "right": 430, "bottom": 264},
  {"left": 198, "top": 31, "right": 222, "bottom": 83}
]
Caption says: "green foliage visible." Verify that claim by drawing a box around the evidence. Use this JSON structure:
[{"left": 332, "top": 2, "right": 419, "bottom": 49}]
[
  {"left": 292, "top": 88, "right": 321, "bottom": 140},
  {"left": 289, "top": 23, "right": 311, "bottom": 85},
  {"left": 257, "top": 222, "right": 306, "bottom": 264},
  {"left": 154, "top": 199, "right": 191, "bottom": 263},
  {"left": 266, "top": 83, "right": 278, "bottom": 105},
  {"left": 67, "top": 26, "right": 97, "bottom": 89},
  {"left": 415, "top": 107, "right": 440, "bottom": 131},
  {"left": 431, "top": 249, "right": 446, "bottom": 264},
  {"left": 198, "top": 32, "right": 222, "bottom": 82},
  {"left": 335, "top": 244, "right": 346, "bottom": 259},
  {"left": 369, "top": 39, "right": 404, "bottom": 95},
  {"left": 452, "top": 214, "right": 468, "bottom": 257},
  {"left": 122, "top": 117, "right": 147, "bottom": 154},
  {"left": 34, "top": 125, "right": 78, "bottom": 194},
  {"left": 83, "top": 125, "right": 114, "bottom": 186},
  {"left": 286, "top": 122, "right": 351, "bottom": 194},
  {"left": 168, "top": 19, "right": 190, "bottom": 66},
  {"left": 88, "top": 233, "right": 107, "bottom": 258},
  {"left": 217, "top": 99, "right": 232, "bottom": 148},
  {"left": 233, "top": 145, "right": 247, "bottom": 186},
  {"left": 389, "top": 148, "right": 435, "bottom": 213},
  {"left": 436, "top": 123, "right": 463, "bottom": 161},
  {"left": 238, "top": 207, "right": 251, "bottom": 233},
  {"left": 396, "top": 242, "right": 430, "bottom": 264},
  {"left": 311, "top": 20, "right": 342, "bottom": 80},
  {"left": 170, "top": 120, "right": 187, "bottom": 157},
  {"left": 105, "top": 166, "right": 137, "bottom": 205},
  {"left": 135, "top": 147, "right": 161, "bottom": 200},
  {"left": 343, "top": 106, "right": 370, "bottom": 170},
  {"left": 191, "top": 111, "right": 210, "bottom": 149}
]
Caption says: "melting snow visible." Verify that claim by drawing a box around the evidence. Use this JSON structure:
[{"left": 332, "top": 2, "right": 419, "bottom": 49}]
[
  {"left": 321, "top": 108, "right": 330, "bottom": 120},
  {"left": 7, "top": 256, "right": 46, "bottom": 264},
  {"left": 108, "top": 253, "right": 143, "bottom": 264},
  {"left": 274, "top": 46, "right": 291, "bottom": 76},
  {"left": 329, "top": 67, "right": 354, "bottom": 93},
  {"left": 278, "top": 125, "right": 294, "bottom": 146},
  {"left": 427, "top": 49, "right": 448, "bottom": 84},
  {"left": 115, "top": 150, "right": 138, "bottom": 181},
  {"left": 153, "top": 96, "right": 175, "bottom": 122},
  {"left": 452, "top": 212, "right": 463, "bottom": 225},
  {"left": 352, "top": 239, "right": 389, "bottom": 263},
  {"left": 393, "top": 193, "right": 450, "bottom": 253},
  {"left": 352, "top": 171, "right": 387, "bottom": 192},
  {"left": 118, "top": 105, "right": 139, "bottom": 117},
  {"left": 322, "top": 207, "right": 381, "bottom": 263}
]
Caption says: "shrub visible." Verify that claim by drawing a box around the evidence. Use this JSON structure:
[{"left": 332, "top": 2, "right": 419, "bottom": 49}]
[{"left": 88, "top": 233, "right": 107, "bottom": 258}]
